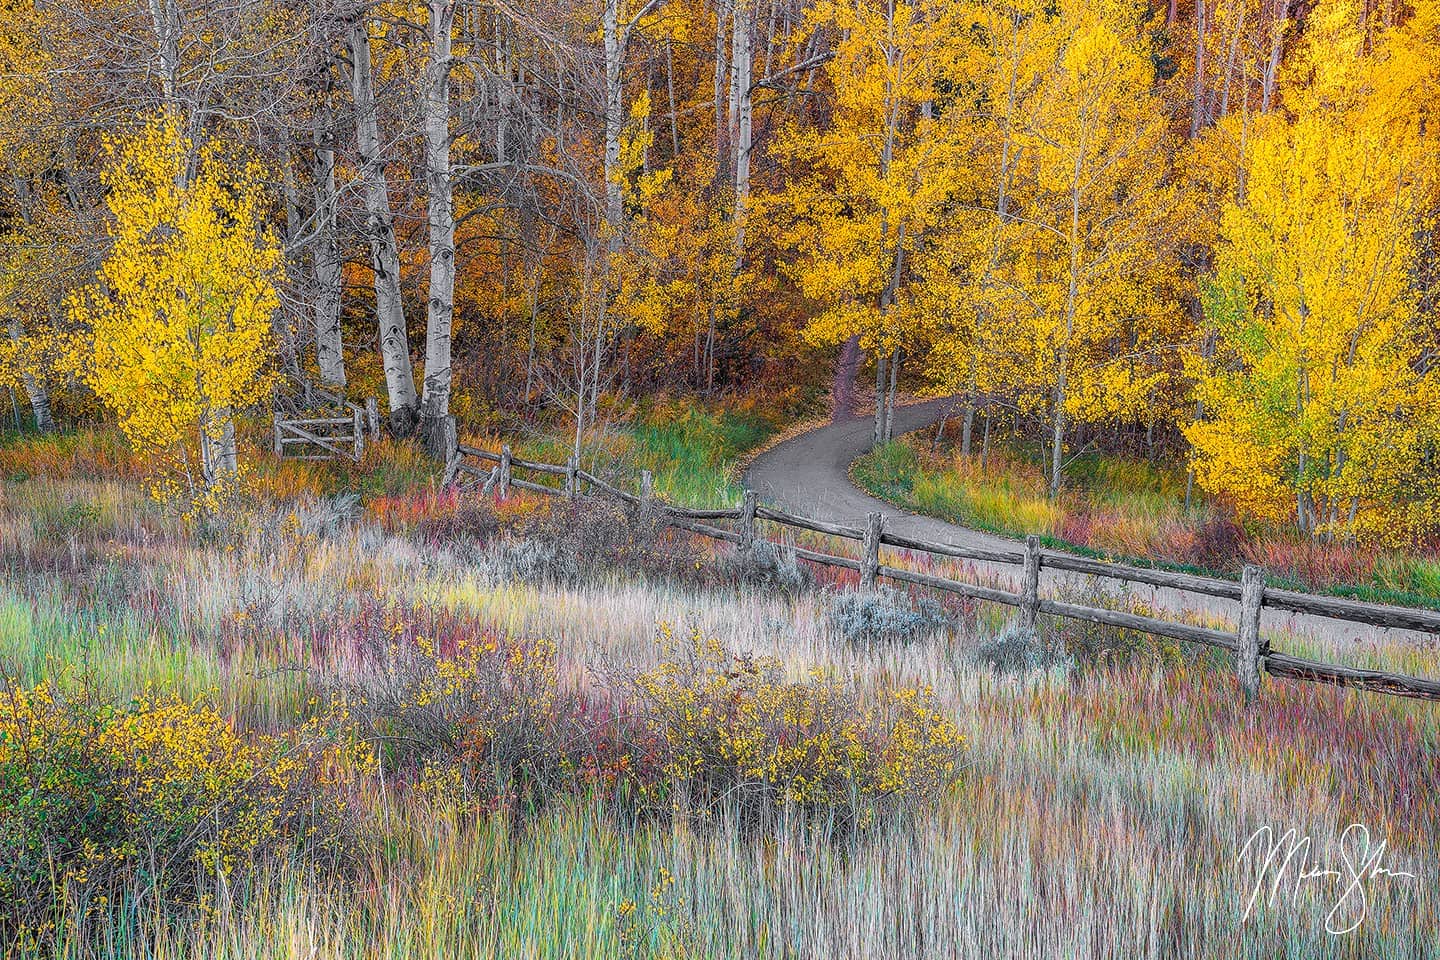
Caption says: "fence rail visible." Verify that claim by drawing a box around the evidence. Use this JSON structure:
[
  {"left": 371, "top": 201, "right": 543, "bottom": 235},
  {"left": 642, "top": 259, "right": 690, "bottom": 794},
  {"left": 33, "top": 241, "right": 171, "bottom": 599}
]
[{"left": 444, "top": 444, "right": 1440, "bottom": 704}]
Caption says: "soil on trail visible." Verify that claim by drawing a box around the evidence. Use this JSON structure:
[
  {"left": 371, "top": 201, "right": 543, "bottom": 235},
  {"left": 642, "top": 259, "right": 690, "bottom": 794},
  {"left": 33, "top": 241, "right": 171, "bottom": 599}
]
[{"left": 744, "top": 398, "right": 1419, "bottom": 648}]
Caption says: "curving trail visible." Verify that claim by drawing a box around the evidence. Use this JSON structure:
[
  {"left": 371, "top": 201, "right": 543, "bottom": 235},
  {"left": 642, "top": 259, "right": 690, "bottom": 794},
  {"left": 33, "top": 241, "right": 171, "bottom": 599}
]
[{"left": 744, "top": 399, "right": 1418, "bottom": 648}]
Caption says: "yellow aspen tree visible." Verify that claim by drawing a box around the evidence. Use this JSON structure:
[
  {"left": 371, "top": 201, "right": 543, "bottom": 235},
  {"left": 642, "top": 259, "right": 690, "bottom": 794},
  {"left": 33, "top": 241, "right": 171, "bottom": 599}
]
[
  {"left": 999, "top": 0, "right": 1172, "bottom": 499},
  {"left": 915, "top": 0, "right": 1057, "bottom": 455},
  {"left": 1186, "top": 0, "right": 1440, "bottom": 542},
  {"left": 68, "top": 114, "right": 279, "bottom": 514},
  {"left": 772, "top": 0, "right": 974, "bottom": 448}
]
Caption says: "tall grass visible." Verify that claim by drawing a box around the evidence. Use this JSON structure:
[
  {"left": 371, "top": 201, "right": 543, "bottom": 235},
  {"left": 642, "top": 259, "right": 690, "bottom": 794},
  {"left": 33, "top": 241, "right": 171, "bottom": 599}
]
[
  {"left": 621, "top": 397, "right": 776, "bottom": 506},
  {"left": 5, "top": 454, "right": 1440, "bottom": 957}
]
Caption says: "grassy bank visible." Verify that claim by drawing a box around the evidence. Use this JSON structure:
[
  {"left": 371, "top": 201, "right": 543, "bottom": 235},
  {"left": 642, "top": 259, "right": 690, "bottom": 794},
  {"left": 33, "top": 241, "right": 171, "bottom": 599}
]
[{"left": 854, "top": 437, "right": 1440, "bottom": 609}]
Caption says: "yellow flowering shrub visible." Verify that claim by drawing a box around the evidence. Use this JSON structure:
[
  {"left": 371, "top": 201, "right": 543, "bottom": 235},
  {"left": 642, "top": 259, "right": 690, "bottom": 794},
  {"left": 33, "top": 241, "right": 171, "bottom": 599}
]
[
  {"left": 628, "top": 626, "right": 964, "bottom": 825},
  {"left": 0, "top": 676, "right": 354, "bottom": 946},
  {"left": 344, "top": 632, "right": 574, "bottom": 814},
  {"left": 343, "top": 623, "right": 962, "bottom": 829}
]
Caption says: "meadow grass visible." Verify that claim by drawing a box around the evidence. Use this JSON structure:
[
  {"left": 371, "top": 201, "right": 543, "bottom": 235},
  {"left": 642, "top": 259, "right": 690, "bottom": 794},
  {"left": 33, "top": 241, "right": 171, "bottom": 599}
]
[
  {"left": 618, "top": 396, "right": 777, "bottom": 506},
  {"left": 4, "top": 441, "right": 1440, "bottom": 957}
]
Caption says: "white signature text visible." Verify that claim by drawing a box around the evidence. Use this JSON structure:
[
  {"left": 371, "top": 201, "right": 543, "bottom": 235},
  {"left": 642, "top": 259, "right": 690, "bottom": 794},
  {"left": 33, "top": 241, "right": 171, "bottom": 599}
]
[{"left": 1236, "top": 823, "right": 1416, "bottom": 935}]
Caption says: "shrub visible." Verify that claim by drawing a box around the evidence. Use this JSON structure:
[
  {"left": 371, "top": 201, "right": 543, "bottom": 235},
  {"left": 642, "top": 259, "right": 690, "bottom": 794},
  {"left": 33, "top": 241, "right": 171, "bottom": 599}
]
[
  {"left": 973, "top": 622, "right": 1073, "bottom": 675},
  {"left": 28, "top": 499, "right": 101, "bottom": 541},
  {"left": 716, "top": 539, "right": 812, "bottom": 593},
  {"left": 341, "top": 632, "right": 582, "bottom": 815},
  {"left": 482, "top": 536, "right": 582, "bottom": 584},
  {"left": 626, "top": 626, "right": 964, "bottom": 827},
  {"left": 1045, "top": 583, "right": 1185, "bottom": 671},
  {"left": 495, "top": 498, "right": 707, "bottom": 586},
  {"left": 826, "top": 586, "right": 949, "bottom": 645},
  {"left": 1190, "top": 512, "right": 1246, "bottom": 571},
  {"left": 295, "top": 491, "right": 363, "bottom": 539},
  {"left": 0, "top": 675, "right": 354, "bottom": 947}
]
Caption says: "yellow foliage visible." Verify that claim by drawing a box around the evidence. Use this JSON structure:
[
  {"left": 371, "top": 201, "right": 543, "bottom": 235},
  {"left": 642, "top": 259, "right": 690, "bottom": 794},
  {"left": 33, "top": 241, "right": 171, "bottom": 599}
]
[
  {"left": 772, "top": 0, "right": 976, "bottom": 354},
  {"left": 633, "top": 624, "right": 964, "bottom": 822},
  {"left": 0, "top": 676, "right": 354, "bottom": 944},
  {"left": 67, "top": 113, "right": 279, "bottom": 511},
  {"left": 1187, "top": 7, "right": 1440, "bottom": 542}
]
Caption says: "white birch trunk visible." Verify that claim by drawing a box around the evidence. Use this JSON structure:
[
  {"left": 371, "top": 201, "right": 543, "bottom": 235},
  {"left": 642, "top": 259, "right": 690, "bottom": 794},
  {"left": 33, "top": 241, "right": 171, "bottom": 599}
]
[
  {"left": 6, "top": 317, "right": 54, "bottom": 433},
  {"left": 420, "top": 0, "right": 458, "bottom": 456},
  {"left": 730, "top": 0, "right": 753, "bottom": 264},
  {"left": 603, "top": 0, "right": 625, "bottom": 255},
  {"left": 312, "top": 93, "right": 347, "bottom": 387},
  {"left": 348, "top": 17, "right": 418, "bottom": 431}
]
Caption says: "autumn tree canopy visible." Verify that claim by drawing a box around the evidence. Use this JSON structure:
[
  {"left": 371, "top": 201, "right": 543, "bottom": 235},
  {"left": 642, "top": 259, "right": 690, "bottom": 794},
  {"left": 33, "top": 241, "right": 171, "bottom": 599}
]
[{"left": 0, "top": 0, "right": 1437, "bottom": 541}]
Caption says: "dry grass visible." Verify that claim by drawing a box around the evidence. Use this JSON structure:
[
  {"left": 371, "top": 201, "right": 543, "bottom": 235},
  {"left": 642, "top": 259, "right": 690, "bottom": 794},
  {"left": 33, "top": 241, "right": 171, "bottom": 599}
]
[{"left": 2, "top": 465, "right": 1438, "bottom": 958}]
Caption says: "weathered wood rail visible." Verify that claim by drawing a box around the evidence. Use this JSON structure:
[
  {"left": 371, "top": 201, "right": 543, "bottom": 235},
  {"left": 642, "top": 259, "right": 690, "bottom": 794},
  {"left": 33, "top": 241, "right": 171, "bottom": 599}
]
[
  {"left": 445, "top": 443, "right": 1440, "bottom": 704},
  {"left": 271, "top": 384, "right": 379, "bottom": 463}
]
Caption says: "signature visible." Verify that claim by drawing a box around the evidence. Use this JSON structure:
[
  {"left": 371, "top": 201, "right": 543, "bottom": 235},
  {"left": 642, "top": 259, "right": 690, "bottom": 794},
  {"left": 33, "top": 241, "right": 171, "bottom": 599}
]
[{"left": 1236, "top": 823, "right": 1417, "bottom": 934}]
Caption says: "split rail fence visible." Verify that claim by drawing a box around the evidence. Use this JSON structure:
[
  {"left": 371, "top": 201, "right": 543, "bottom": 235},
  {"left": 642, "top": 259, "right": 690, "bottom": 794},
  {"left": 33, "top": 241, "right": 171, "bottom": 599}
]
[
  {"left": 446, "top": 443, "right": 1440, "bottom": 705},
  {"left": 272, "top": 384, "right": 380, "bottom": 463}
]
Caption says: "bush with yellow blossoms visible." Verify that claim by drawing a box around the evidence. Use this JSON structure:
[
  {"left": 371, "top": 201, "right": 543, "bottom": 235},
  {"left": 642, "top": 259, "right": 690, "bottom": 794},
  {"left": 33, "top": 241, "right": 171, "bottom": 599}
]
[
  {"left": 625, "top": 626, "right": 965, "bottom": 827},
  {"left": 342, "top": 630, "right": 580, "bottom": 815},
  {"left": 0, "top": 675, "right": 356, "bottom": 946}
]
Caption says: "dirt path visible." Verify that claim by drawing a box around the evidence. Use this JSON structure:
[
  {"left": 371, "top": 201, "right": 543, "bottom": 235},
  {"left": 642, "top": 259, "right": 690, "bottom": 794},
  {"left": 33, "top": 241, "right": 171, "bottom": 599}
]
[{"left": 744, "top": 399, "right": 1419, "bottom": 648}]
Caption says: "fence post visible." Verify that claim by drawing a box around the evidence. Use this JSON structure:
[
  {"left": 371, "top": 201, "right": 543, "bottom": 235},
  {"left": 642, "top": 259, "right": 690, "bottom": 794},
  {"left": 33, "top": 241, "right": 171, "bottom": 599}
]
[
  {"left": 1020, "top": 535, "right": 1042, "bottom": 634},
  {"left": 352, "top": 406, "right": 365, "bottom": 462},
  {"left": 565, "top": 456, "right": 578, "bottom": 499},
  {"left": 365, "top": 397, "right": 380, "bottom": 439},
  {"left": 441, "top": 450, "right": 460, "bottom": 488},
  {"left": 499, "top": 445, "right": 512, "bottom": 499},
  {"left": 1238, "top": 564, "right": 1266, "bottom": 705},
  {"left": 739, "top": 488, "right": 758, "bottom": 554},
  {"left": 860, "top": 512, "right": 883, "bottom": 590},
  {"left": 271, "top": 412, "right": 283, "bottom": 457},
  {"left": 639, "top": 469, "right": 655, "bottom": 521}
]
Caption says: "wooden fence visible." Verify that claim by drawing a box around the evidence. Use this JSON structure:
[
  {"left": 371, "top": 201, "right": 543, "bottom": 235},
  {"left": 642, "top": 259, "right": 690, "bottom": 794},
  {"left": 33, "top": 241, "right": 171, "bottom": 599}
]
[
  {"left": 272, "top": 384, "right": 379, "bottom": 463},
  {"left": 445, "top": 443, "right": 1440, "bottom": 704}
]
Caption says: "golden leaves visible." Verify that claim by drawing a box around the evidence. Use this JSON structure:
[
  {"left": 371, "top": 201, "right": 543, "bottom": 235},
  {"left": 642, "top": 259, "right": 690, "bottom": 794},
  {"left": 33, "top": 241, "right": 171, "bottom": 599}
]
[{"left": 67, "top": 113, "right": 279, "bottom": 506}]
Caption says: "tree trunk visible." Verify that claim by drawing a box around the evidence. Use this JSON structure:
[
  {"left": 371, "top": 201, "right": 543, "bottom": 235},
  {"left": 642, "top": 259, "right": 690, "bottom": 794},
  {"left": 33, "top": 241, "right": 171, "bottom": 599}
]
[
  {"left": 275, "top": 133, "right": 306, "bottom": 378},
  {"left": 603, "top": 0, "right": 625, "bottom": 255},
  {"left": 147, "top": 0, "right": 180, "bottom": 110},
  {"left": 884, "top": 348, "right": 899, "bottom": 442},
  {"left": 981, "top": 407, "right": 992, "bottom": 469},
  {"left": 832, "top": 334, "right": 860, "bottom": 422},
  {"left": 348, "top": 18, "right": 417, "bottom": 434},
  {"left": 960, "top": 397, "right": 975, "bottom": 456},
  {"left": 713, "top": 1, "right": 730, "bottom": 187},
  {"left": 199, "top": 408, "right": 238, "bottom": 487},
  {"left": 420, "top": 0, "right": 458, "bottom": 458},
  {"left": 1261, "top": 0, "right": 1289, "bottom": 113},
  {"left": 730, "top": 0, "right": 753, "bottom": 266},
  {"left": 1190, "top": 0, "right": 1207, "bottom": 139},
  {"left": 6, "top": 317, "right": 54, "bottom": 432},
  {"left": 312, "top": 92, "right": 346, "bottom": 387},
  {"left": 872, "top": 350, "right": 887, "bottom": 448}
]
